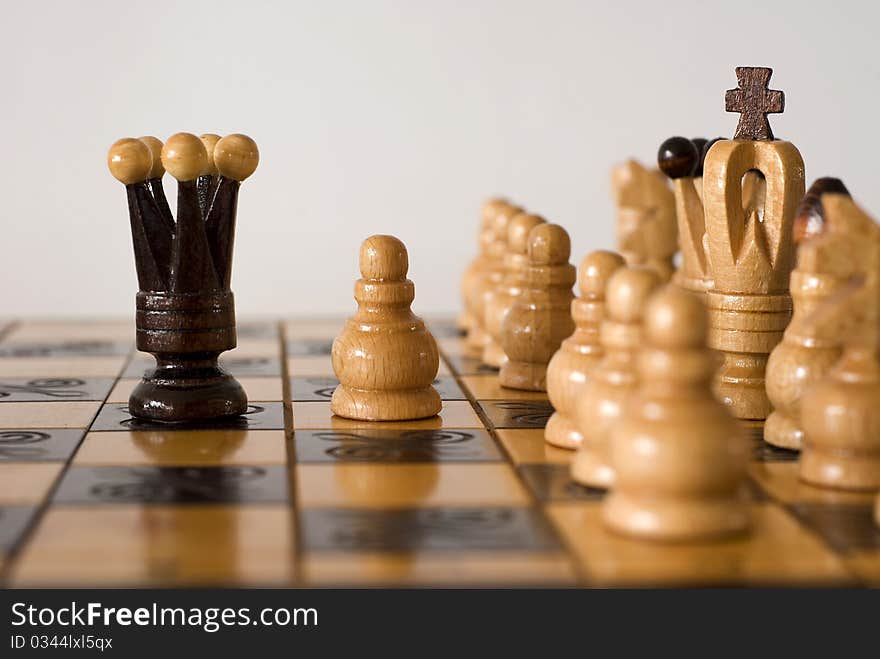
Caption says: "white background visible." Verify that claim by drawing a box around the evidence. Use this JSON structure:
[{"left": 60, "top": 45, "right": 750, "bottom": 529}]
[{"left": 1, "top": 0, "right": 877, "bottom": 318}]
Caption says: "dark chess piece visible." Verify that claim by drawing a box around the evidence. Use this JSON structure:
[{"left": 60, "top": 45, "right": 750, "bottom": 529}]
[{"left": 107, "top": 132, "right": 259, "bottom": 423}]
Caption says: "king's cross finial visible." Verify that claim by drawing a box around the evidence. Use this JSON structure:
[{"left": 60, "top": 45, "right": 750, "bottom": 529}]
[{"left": 725, "top": 67, "right": 785, "bottom": 141}]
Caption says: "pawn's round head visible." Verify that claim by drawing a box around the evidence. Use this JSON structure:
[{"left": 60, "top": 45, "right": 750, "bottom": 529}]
[
  {"left": 214, "top": 134, "right": 259, "bottom": 181},
  {"left": 491, "top": 203, "right": 523, "bottom": 242},
  {"left": 644, "top": 285, "right": 708, "bottom": 348},
  {"left": 161, "top": 133, "right": 208, "bottom": 182},
  {"left": 657, "top": 136, "right": 698, "bottom": 180},
  {"left": 507, "top": 213, "right": 546, "bottom": 255},
  {"left": 137, "top": 136, "right": 165, "bottom": 179},
  {"left": 527, "top": 223, "right": 570, "bottom": 266},
  {"left": 200, "top": 133, "right": 222, "bottom": 175},
  {"left": 360, "top": 234, "right": 409, "bottom": 281},
  {"left": 481, "top": 197, "right": 509, "bottom": 228},
  {"left": 606, "top": 267, "right": 661, "bottom": 323},
  {"left": 107, "top": 138, "right": 153, "bottom": 184},
  {"left": 578, "top": 250, "right": 626, "bottom": 297}
]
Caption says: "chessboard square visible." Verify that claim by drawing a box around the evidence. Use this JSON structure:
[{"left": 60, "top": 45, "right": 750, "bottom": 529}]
[
  {"left": 787, "top": 503, "right": 880, "bottom": 555},
  {"left": 296, "top": 463, "right": 529, "bottom": 508},
  {"left": 443, "top": 354, "right": 500, "bottom": 377},
  {"left": 9, "top": 504, "right": 295, "bottom": 587},
  {"left": 108, "top": 377, "right": 283, "bottom": 404},
  {"left": 748, "top": 462, "right": 877, "bottom": 506},
  {"left": 0, "top": 377, "right": 115, "bottom": 402},
  {"left": 74, "top": 430, "right": 287, "bottom": 467},
  {"left": 0, "top": 429, "right": 84, "bottom": 462},
  {"left": 424, "top": 318, "right": 462, "bottom": 339},
  {"left": 235, "top": 321, "right": 279, "bottom": 341},
  {"left": 300, "top": 506, "right": 562, "bottom": 552},
  {"left": 0, "top": 505, "right": 39, "bottom": 555},
  {"left": 0, "top": 402, "right": 101, "bottom": 429},
  {"left": 292, "top": 428, "right": 501, "bottom": 463},
  {"left": 548, "top": 502, "right": 853, "bottom": 587},
  {"left": 52, "top": 465, "right": 290, "bottom": 504},
  {"left": 460, "top": 375, "right": 548, "bottom": 401},
  {"left": 287, "top": 356, "right": 334, "bottom": 377},
  {"left": 284, "top": 319, "right": 344, "bottom": 339},
  {"left": 0, "top": 356, "right": 126, "bottom": 378},
  {"left": 6, "top": 321, "right": 132, "bottom": 342},
  {"left": 518, "top": 464, "right": 605, "bottom": 503},
  {"left": 292, "top": 400, "right": 482, "bottom": 430},
  {"left": 0, "top": 463, "right": 63, "bottom": 504},
  {"left": 89, "top": 402, "right": 285, "bottom": 432},
  {"left": 226, "top": 339, "right": 282, "bottom": 358},
  {"left": 286, "top": 338, "right": 333, "bottom": 357},
  {"left": 496, "top": 429, "right": 573, "bottom": 465},
  {"left": 478, "top": 400, "right": 554, "bottom": 429},
  {"left": 302, "top": 551, "right": 575, "bottom": 587},
  {"left": 0, "top": 340, "right": 131, "bottom": 358}
]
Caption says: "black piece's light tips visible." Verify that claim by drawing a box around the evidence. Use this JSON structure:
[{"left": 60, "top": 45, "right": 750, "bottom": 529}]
[
  {"left": 657, "top": 136, "right": 698, "bottom": 180},
  {"left": 108, "top": 138, "right": 153, "bottom": 185}
]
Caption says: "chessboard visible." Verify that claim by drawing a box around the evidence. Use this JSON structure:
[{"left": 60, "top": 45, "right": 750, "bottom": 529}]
[{"left": 0, "top": 316, "right": 878, "bottom": 588}]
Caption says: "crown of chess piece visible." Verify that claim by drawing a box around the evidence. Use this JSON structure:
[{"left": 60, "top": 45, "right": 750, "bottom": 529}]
[
  {"left": 571, "top": 266, "right": 661, "bottom": 488},
  {"left": 107, "top": 132, "right": 259, "bottom": 422},
  {"left": 459, "top": 197, "right": 507, "bottom": 335},
  {"left": 603, "top": 286, "right": 751, "bottom": 540},
  {"left": 765, "top": 179, "right": 851, "bottom": 450},
  {"left": 798, "top": 194, "right": 880, "bottom": 491},
  {"left": 545, "top": 250, "right": 626, "bottom": 449},
  {"left": 657, "top": 136, "right": 721, "bottom": 294},
  {"left": 331, "top": 235, "right": 441, "bottom": 421},
  {"left": 482, "top": 212, "right": 547, "bottom": 368},
  {"left": 703, "top": 67, "right": 804, "bottom": 423},
  {"left": 464, "top": 200, "right": 522, "bottom": 357},
  {"left": 499, "top": 224, "right": 576, "bottom": 391},
  {"left": 611, "top": 160, "right": 677, "bottom": 281}
]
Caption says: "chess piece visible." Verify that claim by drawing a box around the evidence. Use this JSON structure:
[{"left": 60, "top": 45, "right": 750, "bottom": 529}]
[
  {"left": 107, "top": 132, "right": 259, "bottom": 422},
  {"left": 571, "top": 267, "right": 661, "bottom": 488},
  {"left": 704, "top": 67, "right": 804, "bottom": 422},
  {"left": 799, "top": 194, "right": 880, "bottom": 491},
  {"left": 657, "top": 136, "right": 719, "bottom": 294},
  {"left": 459, "top": 198, "right": 506, "bottom": 335},
  {"left": 545, "top": 250, "right": 625, "bottom": 449},
  {"left": 464, "top": 201, "right": 522, "bottom": 356},
  {"left": 499, "top": 224, "right": 576, "bottom": 391},
  {"left": 603, "top": 286, "right": 751, "bottom": 540},
  {"left": 331, "top": 235, "right": 441, "bottom": 421},
  {"left": 611, "top": 160, "right": 677, "bottom": 281},
  {"left": 875, "top": 493, "right": 880, "bottom": 528},
  {"left": 764, "top": 179, "right": 851, "bottom": 450},
  {"left": 482, "top": 212, "right": 546, "bottom": 368}
]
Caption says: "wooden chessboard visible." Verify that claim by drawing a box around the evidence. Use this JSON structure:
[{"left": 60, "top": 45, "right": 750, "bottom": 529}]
[{"left": 0, "top": 317, "right": 878, "bottom": 588}]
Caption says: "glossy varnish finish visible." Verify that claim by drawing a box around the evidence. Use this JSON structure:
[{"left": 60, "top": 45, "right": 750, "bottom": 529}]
[
  {"left": 544, "top": 250, "right": 625, "bottom": 449},
  {"left": 331, "top": 235, "right": 441, "bottom": 421}
]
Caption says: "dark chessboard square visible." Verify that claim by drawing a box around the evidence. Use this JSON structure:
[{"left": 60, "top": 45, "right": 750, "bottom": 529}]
[
  {"left": 478, "top": 400, "right": 554, "bottom": 429},
  {"left": 443, "top": 354, "right": 500, "bottom": 376},
  {"left": 52, "top": 465, "right": 290, "bottom": 504},
  {"left": 426, "top": 321, "right": 464, "bottom": 339},
  {"left": 123, "top": 355, "right": 282, "bottom": 378},
  {"left": 518, "top": 464, "right": 606, "bottom": 503},
  {"left": 235, "top": 322, "right": 279, "bottom": 340},
  {"left": 0, "top": 428, "right": 84, "bottom": 462},
  {"left": 301, "top": 506, "right": 561, "bottom": 552},
  {"left": 0, "top": 506, "right": 38, "bottom": 554},
  {"left": 0, "top": 340, "right": 131, "bottom": 358},
  {"left": 286, "top": 339, "right": 333, "bottom": 357},
  {"left": 789, "top": 503, "right": 880, "bottom": 555},
  {"left": 293, "top": 428, "right": 502, "bottom": 463},
  {"left": 90, "top": 402, "right": 285, "bottom": 432},
  {"left": 0, "top": 378, "right": 115, "bottom": 403},
  {"left": 290, "top": 376, "right": 465, "bottom": 402}
]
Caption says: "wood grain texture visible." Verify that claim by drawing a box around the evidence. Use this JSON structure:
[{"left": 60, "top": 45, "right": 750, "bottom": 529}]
[
  {"left": 331, "top": 235, "right": 441, "bottom": 421},
  {"left": 799, "top": 194, "right": 880, "bottom": 491},
  {"left": 725, "top": 67, "right": 784, "bottom": 141},
  {"left": 765, "top": 179, "right": 851, "bottom": 449},
  {"left": 483, "top": 213, "right": 546, "bottom": 368},
  {"left": 571, "top": 267, "right": 661, "bottom": 488},
  {"left": 604, "top": 286, "right": 751, "bottom": 540},
  {"left": 499, "top": 224, "right": 576, "bottom": 392},
  {"left": 545, "top": 250, "right": 625, "bottom": 449},
  {"left": 703, "top": 138, "right": 805, "bottom": 420}
]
